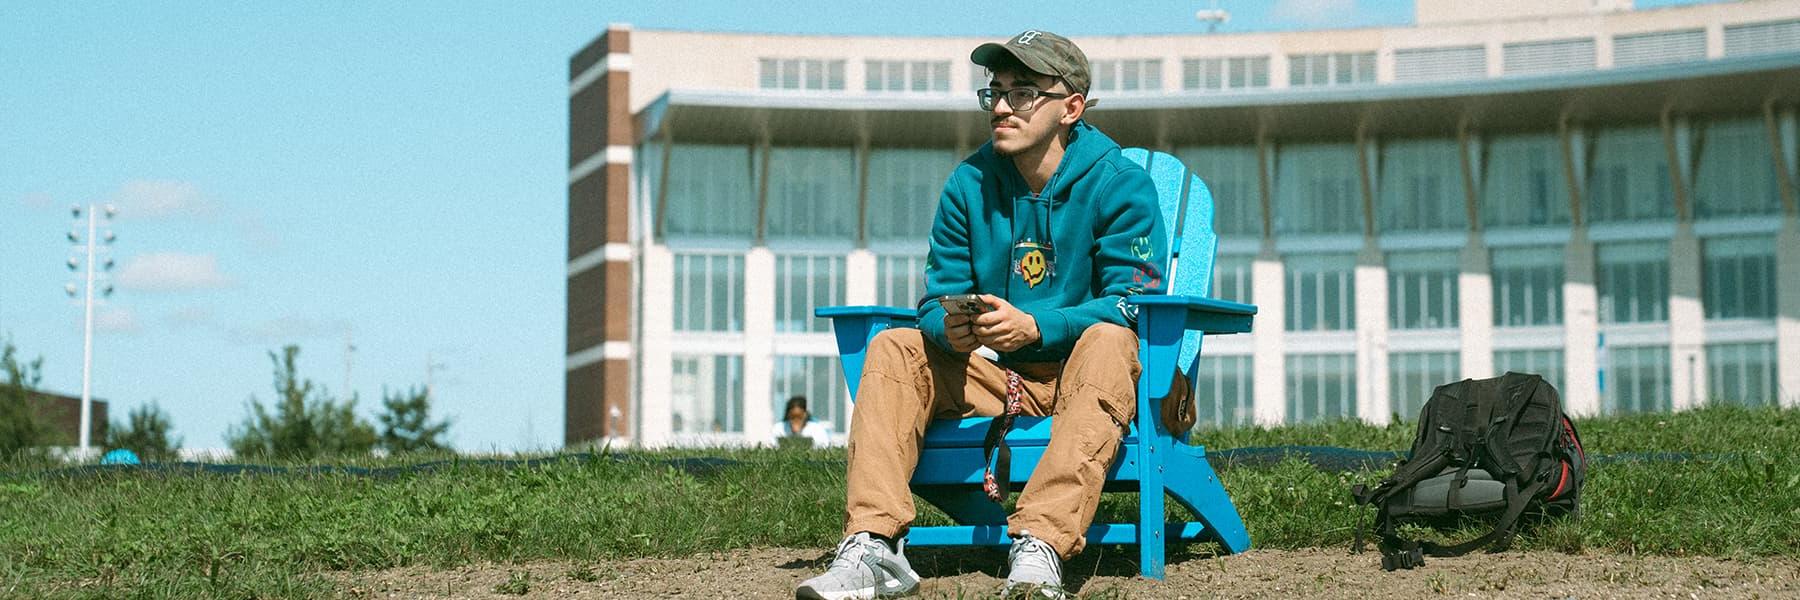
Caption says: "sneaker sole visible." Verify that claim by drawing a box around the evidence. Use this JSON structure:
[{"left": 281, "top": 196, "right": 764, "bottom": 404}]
[{"left": 795, "top": 580, "right": 918, "bottom": 600}]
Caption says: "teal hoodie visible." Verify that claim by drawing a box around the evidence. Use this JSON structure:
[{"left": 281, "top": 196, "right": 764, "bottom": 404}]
[{"left": 919, "top": 121, "right": 1168, "bottom": 363}]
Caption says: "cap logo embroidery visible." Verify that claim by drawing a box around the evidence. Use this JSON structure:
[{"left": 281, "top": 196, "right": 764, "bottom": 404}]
[{"left": 1015, "top": 31, "right": 1041, "bottom": 45}]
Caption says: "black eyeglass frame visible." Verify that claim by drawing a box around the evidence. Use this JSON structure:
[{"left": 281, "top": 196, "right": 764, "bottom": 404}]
[{"left": 976, "top": 87, "right": 1073, "bottom": 112}]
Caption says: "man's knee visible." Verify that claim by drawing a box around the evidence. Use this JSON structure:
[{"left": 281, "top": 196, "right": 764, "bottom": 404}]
[
  {"left": 1074, "top": 323, "right": 1136, "bottom": 355},
  {"left": 868, "top": 328, "right": 926, "bottom": 364}
]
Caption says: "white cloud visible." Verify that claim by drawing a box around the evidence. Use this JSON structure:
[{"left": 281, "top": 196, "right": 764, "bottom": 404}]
[
  {"left": 164, "top": 305, "right": 215, "bottom": 329},
  {"left": 95, "top": 306, "right": 141, "bottom": 334},
  {"left": 228, "top": 316, "right": 352, "bottom": 346},
  {"left": 113, "top": 179, "right": 213, "bottom": 219},
  {"left": 1272, "top": 0, "right": 1356, "bottom": 24},
  {"left": 116, "top": 253, "right": 231, "bottom": 292}
]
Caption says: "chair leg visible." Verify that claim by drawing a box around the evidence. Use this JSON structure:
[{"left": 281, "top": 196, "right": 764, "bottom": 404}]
[
  {"left": 914, "top": 486, "right": 1009, "bottom": 525},
  {"left": 1164, "top": 445, "right": 1252, "bottom": 554}
]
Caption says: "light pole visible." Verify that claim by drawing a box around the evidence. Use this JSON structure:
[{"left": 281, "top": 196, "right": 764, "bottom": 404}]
[{"left": 65, "top": 203, "right": 116, "bottom": 456}]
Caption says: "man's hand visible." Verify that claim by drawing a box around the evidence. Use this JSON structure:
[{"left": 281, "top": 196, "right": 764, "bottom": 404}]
[
  {"left": 944, "top": 312, "right": 981, "bottom": 353},
  {"left": 971, "top": 294, "right": 1040, "bottom": 352}
]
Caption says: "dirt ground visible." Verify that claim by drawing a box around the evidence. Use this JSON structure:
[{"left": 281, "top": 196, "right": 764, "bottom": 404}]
[{"left": 335, "top": 547, "right": 1800, "bottom": 599}]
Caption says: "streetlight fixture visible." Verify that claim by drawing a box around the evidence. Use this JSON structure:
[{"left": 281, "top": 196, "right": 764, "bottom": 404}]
[
  {"left": 65, "top": 203, "right": 117, "bottom": 456},
  {"left": 1195, "top": 0, "right": 1231, "bottom": 32}
]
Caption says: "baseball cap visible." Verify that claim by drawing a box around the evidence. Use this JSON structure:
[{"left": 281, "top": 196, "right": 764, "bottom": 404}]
[{"left": 971, "top": 29, "right": 1091, "bottom": 95}]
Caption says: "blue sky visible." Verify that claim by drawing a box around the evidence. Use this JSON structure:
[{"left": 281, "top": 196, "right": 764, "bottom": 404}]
[{"left": 0, "top": 0, "right": 1715, "bottom": 452}]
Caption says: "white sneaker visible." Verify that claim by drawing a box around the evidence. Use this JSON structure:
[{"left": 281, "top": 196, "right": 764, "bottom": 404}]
[
  {"left": 1003, "top": 531, "right": 1066, "bottom": 599},
  {"left": 794, "top": 532, "right": 920, "bottom": 600}
]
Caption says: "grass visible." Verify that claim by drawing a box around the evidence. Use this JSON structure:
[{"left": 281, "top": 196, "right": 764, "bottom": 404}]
[{"left": 1, "top": 405, "right": 1795, "bottom": 598}]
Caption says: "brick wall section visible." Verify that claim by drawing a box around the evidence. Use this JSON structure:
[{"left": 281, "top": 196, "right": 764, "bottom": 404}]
[{"left": 566, "top": 25, "right": 633, "bottom": 446}]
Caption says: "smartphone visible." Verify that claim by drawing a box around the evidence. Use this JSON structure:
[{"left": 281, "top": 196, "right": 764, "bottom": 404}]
[{"left": 939, "top": 294, "right": 993, "bottom": 315}]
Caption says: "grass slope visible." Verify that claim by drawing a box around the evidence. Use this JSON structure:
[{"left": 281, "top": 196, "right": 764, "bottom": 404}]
[{"left": 1, "top": 405, "right": 1794, "bottom": 598}]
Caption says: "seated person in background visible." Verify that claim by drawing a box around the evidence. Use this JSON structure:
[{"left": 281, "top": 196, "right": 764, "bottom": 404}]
[{"left": 771, "top": 395, "right": 834, "bottom": 448}]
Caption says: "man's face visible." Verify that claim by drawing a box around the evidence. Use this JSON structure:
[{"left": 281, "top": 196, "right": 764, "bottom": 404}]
[{"left": 987, "top": 69, "right": 1076, "bottom": 157}]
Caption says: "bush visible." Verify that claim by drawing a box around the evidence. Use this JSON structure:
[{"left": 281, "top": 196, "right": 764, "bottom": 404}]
[
  {"left": 0, "top": 339, "right": 57, "bottom": 458},
  {"left": 105, "top": 401, "right": 182, "bottom": 462},
  {"left": 378, "top": 385, "right": 452, "bottom": 454},
  {"left": 226, "top": 345, "right": 376, "bottom": 459}
]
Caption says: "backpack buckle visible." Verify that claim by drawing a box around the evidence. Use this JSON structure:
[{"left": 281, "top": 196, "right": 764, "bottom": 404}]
[{"left": 1381, "top": 547, "right": 1425, "bottom": 571}]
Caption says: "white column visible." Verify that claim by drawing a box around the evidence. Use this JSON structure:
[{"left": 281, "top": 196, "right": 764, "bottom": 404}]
[
  {"left": 1460, "top": 238, "right": 1495, "bottom": 379},
  {"left": 1484, "top": 41, "right": 1505, "bottom": 78},
  {"left": 1252, "top": 248, "right": 1287, "bottom": 425},
  {"left": 1354, "top": 243, "right": 1391, "bottom": 425},
  {"left": 1668, "top": 226, "right": 1706, "bottom": 410},
  {"left": 637, "top": 245, "right": 675, "bottom": 447},
  {"left": 1375, "top": 48, "right": 1396, "bottom": 85},
  {"left": 1270, "top": 53, "right": 1291, "bottom": 90},
  {"left": 743, "top": 248, "right": 776, "bottom": 444},
  {"left": 1778, "top": 217, "right": 1800, "bottom": 408},
  {"left": 1594, "top": 31, "right": 1615, "bottom": 70},
  {"left": 845, "top": 249, "right": 878, "bottom": 306},
  {"left": 1704, "top": 21, "right": 1725, "bottom": 60},
  {"left": 1563, "top": 230, "right": 1601, "bottom": 416}
]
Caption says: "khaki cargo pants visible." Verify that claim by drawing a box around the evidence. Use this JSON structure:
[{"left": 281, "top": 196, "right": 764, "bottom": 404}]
[{"left": 843, "top": 323, "right": 1190, "bottom": 559}]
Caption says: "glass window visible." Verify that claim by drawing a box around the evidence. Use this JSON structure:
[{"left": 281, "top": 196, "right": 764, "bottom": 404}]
[
  {"left": 664, "top": 144, "right": 757, "bottom": 238},
  {"left": 1706, "top": 342, "right": 1779, "bottom": 407},
  {"left": 1182, "top": 57, "right": 1269, "bottom": 91},
  {"left": 1703, "top": 236, "right": 1777, "bottom": 319},
  {"left": 671, "top": 354, "right": 745, "bottom": 434},
  {"left": 1093, "top": 58, "right": 1163, "bottom": 93},
  {"left": 1289, "top": 52, "right": 1377, "bottom": 87},
  {"left": 1212, "top": 254, "right": 1253, "bottom": 303},
  {"left": 1604, "top": 345, "right": 1670, "bottom": 414},
  {"left": 775, "top": 254, "right": 846, "bottom": 333},
  {"left": 1587, "top": 125, "right": 1674, "bottom": 223},
  {"left": 865, "top": 60, "right": 952, "bottom": 94},
  {"left": 765, "top": 147, "right": 856, "bottom": 241},
  {"left": 1286, "top": 353, "right": 1356, "bottom": 423},
  {"left": 1388, "top": 251, "right": 1460, "bottom": 330},
  {"left": 759, "top": 58, "right": 845, "bottom": 91},
  {"left": 1501, "top": 38, "right": 1596, "bottom": 75},
  {"left": 1390, "top": 351, "right": 1459, "bottom": 422},
  {"left": 1285, "top": 254, "right": 1356, "bottom": 331},
  {"left": 878, "top": 254, "right": 928, "bottom": 309},
  {"left": 673, "top": 253, "right": 745, "bottom": 332},
  {"left": 1598, "top": 241, "right": 1669, "bottom": 323},
  {"left": 1378, "top": 139, "right": 1466, "bottom": 232},
  {"left": 1194, "top": 355, "right": 1255, "bottom": 428},
  {"left": 1176, "top": 145, "right": 1263, "bottom": 237},
  {"left": 1495, "top": 348, "right": 1565, "bottom": 393},
  {"left": 867, "top": 148, "right": 955, "bottom": 242},
  {"left": 1491, "top": 246, "right": 1565, "bottom": 327},
  {"left": 1393, "top": 45, "right": 1485, "bottom": 82},
  {"left": 1693, "top": 117, "right": 1782, "bottom": 218},
  {"left": 772, "top": 355, "right": 850, "bottom": 436},
  {"left": 1481, "top": 133, "right": 1571, "bottom": 228},
  {"left": 1613, "top": 29, "right": 1707, "bottom": 67},
  {"left": 1275, "top": 143, "right": 1362, "bottom": 235}
]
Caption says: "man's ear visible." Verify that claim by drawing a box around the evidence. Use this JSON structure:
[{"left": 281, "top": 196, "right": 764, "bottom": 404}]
[{"left": 1060, "top": 93, "right": 1086, "bottom": 125}]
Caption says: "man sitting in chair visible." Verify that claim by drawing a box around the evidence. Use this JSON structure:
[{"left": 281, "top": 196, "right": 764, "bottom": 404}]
[{"left": 797, "top": 29, "right": 1176, "bottom": 600}]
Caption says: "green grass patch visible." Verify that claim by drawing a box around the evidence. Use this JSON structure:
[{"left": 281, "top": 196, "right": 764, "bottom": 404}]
[{"left": 1, "top": 405, "right": 1795, "bottom": 598}]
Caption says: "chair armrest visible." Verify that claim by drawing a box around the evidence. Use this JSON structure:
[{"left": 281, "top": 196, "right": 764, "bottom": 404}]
[
  {"left": 1127, "top": 295, "right": 1258, "bottom": 399},
  {"left": 814, "top": 305, "right": 920, "bottom": 399},
  {"left": 1125, "top": 295, "right": 1256, "bottom": 334}
]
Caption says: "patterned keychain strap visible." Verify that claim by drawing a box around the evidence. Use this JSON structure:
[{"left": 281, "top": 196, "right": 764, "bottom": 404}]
[{"left": 981, "top": 368, "right": 1026, "bottom": 504}]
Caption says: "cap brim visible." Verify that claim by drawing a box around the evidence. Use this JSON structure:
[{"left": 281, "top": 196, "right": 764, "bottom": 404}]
[{"left": 970, "top": 42, "right": 1060, "bottom": 79}]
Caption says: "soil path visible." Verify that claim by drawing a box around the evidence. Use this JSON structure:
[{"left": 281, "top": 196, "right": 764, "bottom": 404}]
[{"left": 337, "top": 547, "right": 1800, "bottom": 599}]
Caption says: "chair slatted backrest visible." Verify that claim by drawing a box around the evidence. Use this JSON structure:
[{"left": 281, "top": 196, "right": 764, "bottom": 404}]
[{"left": 1120, "top": 148, "right": 1218, "bottom": 379}]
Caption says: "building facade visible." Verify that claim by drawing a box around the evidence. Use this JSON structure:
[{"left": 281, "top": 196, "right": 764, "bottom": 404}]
[{"left": 567, "top": 0, "right": 1800, "bottom": 447}]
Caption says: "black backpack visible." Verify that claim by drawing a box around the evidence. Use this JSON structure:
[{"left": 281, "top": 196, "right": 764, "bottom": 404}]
[{"left": 1351, "top": 372, "right": 1587, "bottom": 570}]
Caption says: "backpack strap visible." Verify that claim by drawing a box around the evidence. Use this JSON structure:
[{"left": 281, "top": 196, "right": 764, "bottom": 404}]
[{"left": 1376, "top": 474, "right": 1554, "bottom": 568}]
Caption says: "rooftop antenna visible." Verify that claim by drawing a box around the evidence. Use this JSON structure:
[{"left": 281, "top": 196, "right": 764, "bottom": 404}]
[{"left": 1195, "top": 0, "right": 1231, "bottom": 32}]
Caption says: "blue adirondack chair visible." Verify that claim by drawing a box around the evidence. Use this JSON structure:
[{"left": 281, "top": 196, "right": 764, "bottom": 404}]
[{"left": 813, "top": 148, "right": 1256, "bottom": 579}]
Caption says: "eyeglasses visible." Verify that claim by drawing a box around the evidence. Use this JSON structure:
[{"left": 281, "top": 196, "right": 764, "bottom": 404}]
[{"left": 977, "top": 87, "right": 1071, "bottom": 112}]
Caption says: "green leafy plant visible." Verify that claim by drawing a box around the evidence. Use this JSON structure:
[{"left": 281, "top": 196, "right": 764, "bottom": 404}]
[
  {"left": 377, "top": 385, "right": 452, "bottom": 454},
  {"left": 226, "top": 345, "right": 376, "bottom": 459},
  {"left": 0, "top": 338, "right": 57, "bottom": 458},
  {"left": 105, "top": 401, "right": 182, "bottom": 462}
]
